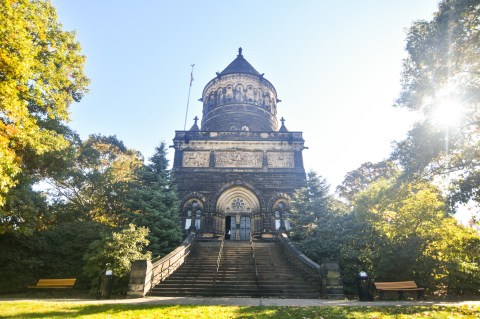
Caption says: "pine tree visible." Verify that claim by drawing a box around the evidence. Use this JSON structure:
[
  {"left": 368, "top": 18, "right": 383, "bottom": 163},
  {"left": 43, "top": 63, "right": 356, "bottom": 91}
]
[{"left": 127, "top": 143, "right": 182, "bottom": 257}]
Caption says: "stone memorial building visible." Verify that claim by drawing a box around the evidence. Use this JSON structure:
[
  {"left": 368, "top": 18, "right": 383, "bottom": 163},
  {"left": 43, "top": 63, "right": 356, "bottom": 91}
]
[{"left": 172, "top": 48, "right": 307, "bottom": 240}]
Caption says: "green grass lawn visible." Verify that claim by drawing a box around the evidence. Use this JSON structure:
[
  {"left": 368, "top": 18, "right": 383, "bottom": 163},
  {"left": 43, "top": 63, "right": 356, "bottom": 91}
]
[{"left": 0, "top": 302, "right": 479, "bottom": 319}]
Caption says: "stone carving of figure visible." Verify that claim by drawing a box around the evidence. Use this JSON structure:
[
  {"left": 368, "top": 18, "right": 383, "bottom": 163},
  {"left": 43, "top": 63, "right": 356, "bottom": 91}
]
[
  {"left": 209, "top": 92, "right": 216, "bottom": 108},
  {"left": 225, "top": 86, "right": 233, "bottom": 102},
  {"left": 254, "top": 88, "right": 261, "bottom": 105},
  {"left": 235, "top": 84, "right": 244, "bottom": 102},
  {"left": 246, "top": 86, "right": 254, "bottom": 102},
  {"left": 216, "top": 89, "right": 222, "bottom": 105},
  {"left": 263, "top": 92, "right": 270, "bottom": 108}
]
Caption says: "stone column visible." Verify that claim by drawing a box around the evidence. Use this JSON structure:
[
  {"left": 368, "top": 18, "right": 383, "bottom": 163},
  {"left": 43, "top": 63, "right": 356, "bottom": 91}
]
[{"left": 128, "top": 260, "right": 153, "bottom": 298}]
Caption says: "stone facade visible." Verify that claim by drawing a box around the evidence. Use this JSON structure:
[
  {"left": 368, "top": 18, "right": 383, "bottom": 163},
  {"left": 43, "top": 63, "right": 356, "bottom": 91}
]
[{"left": 172, "top": 49, "right": 306, "bottom": 239}]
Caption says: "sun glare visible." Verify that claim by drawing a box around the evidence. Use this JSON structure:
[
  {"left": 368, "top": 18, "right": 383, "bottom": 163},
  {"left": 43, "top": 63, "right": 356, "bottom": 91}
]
[
  {"left": 431, "top": 80, "right": 463, "bottom": 127},
  {"left": 433, "top": 97, "right": 462, "bottom": 127}
]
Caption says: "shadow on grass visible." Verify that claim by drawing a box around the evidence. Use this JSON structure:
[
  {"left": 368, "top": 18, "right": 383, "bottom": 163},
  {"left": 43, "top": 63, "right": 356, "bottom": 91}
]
[
  {"left": 233, "top": 305, "right": 480, "bottom": 319},
  {"left": 2, "top": 304, "right": 480, "bottom": 319}
]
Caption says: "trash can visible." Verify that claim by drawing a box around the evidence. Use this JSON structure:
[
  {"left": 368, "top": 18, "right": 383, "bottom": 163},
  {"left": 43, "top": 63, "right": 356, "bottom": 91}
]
[
  {"left": 357, "top": 271, "right": 372, "bottom": 301},
  {"left": 98, "top": 269, "right": 113, "bottom": 299}
]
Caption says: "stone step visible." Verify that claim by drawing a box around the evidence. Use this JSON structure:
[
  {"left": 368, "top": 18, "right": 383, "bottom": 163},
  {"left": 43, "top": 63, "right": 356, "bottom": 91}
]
[{"left": 151, "top": 240, "right": 320, "bottom": 298}]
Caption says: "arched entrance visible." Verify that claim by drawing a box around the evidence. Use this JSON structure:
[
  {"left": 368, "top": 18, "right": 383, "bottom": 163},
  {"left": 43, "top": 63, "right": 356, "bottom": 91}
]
[{"left": 216, "top": 186, "right": 260, "bottom": 240}]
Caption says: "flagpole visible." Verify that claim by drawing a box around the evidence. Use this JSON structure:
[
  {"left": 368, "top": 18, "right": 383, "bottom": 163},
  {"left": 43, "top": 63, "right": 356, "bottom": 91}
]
[{"left": 183, "top": 64, "right": 195, "bottom": 130}]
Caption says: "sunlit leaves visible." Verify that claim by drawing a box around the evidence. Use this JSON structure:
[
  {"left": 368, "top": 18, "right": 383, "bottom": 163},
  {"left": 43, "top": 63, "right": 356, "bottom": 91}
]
[
  {"left": 82, "top": 224, "right": 151, "bottom": 285},
  {"left": 354, "top": 177, "right": 480, "bottom": 292},
  {"left": 394, "top": 0, "right": 480, "bottom": 212},
  {"left": 0, "top": 0, "right": 89, "bottom": 205}
]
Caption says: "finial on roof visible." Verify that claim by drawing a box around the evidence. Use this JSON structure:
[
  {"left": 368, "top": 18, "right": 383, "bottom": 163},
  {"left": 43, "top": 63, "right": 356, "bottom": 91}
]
[
  {"left": 189, "top": 115, "right": 200, "bottom": 131},
  {"left": 279, "top": 117, "right": 288, "bottom": 132},
  {"left": 238, "top": 47, "right": 243, "bottom": 57}
]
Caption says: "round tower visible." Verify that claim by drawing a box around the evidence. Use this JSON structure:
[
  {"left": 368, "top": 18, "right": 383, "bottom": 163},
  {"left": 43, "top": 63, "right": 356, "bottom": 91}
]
[{"left": 200, "top": 48, "right": 279, "bottom": 132}]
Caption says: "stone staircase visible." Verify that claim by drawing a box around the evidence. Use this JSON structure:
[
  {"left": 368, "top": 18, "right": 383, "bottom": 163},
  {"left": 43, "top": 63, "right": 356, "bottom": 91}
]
[{"left": 149, "top": 240, "right": 320, "bottom": 298}]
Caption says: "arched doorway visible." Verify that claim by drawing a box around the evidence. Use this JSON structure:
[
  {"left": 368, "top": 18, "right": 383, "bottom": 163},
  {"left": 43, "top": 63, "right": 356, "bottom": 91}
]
[{"left": 216, "top": 186, "right": 260, "bottom": 240}]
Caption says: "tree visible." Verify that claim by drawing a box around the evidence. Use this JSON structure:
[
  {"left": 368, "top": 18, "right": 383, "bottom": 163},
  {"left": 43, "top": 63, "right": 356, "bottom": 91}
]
[
  {"left": 127, "top": 143, "right": 182, "bottom": 257},
  {"left": 336, "top": 161, "right": 399, "bottom": 204},
  {"left": 354, "top": 177, "right": 480, "bottom": 293},
  {"left": 82, "top": 224, "right": 151, "bottom": 293},
  {"left": 290, "top": 171, "right": 385, "bottom": 294},
  {"left": 46, "top": 134, "right": 144, "bottom": 226},
  {"left": 0, "top": 0, "right": 89, "bottom": 205},
  {"left": 290, "top": 171, "right": 333, "bottom": 240},
  {"left": 393, "top": 0, "right": 480, "bottom": 214}
]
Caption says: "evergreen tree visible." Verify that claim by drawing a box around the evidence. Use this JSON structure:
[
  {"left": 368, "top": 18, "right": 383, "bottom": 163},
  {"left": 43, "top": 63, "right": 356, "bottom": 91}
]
[
  {"left": 127, "top": 142, "right": 182, "bottom": 257},
  {"left": 291, "top": 171, "right": 332, "bottom": 234}
]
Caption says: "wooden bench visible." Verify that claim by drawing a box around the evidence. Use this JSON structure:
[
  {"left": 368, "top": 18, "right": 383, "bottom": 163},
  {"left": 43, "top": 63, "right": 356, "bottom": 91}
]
[
  {"left": 28, "top": 278, "right": 76, "bottom": 289},
  {"left": 374, "top": 281, "right": 424, "bottom": 300}
]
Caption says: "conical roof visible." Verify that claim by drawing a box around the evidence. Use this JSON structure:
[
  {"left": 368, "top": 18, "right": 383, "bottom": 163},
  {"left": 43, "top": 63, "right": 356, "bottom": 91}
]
[{"left": 219, "top": 48, "right": 261, "bottom": 76}]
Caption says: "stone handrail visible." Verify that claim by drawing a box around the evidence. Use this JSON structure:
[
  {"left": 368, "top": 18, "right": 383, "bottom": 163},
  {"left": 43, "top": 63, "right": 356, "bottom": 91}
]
[
  {"left": 250, "top": 234, "right": 259, "bottom": 286},
  {"left": 128, "top": 232, "right": 196, "bottom": 297},
  {"left": 278, "top": 232, "right": 345, "bottom": 299},
  {"left": 277, "top": 232, "right": 320, "bottom": 279},
  {"left": 213, "top": 232, "right": 225, "bottom": 286}
]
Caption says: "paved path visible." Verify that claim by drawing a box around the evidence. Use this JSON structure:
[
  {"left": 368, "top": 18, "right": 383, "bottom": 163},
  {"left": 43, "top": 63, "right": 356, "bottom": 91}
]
[{"left": 1, "top": 297, "right": 480, "bottom": 307}]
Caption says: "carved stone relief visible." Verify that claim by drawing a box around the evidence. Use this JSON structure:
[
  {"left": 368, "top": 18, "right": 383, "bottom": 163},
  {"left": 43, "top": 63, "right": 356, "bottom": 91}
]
[
  {"left": 182, "top": 151, "right": 210, "bottom": 167},
  {"left": 267, "top": 152, "right": 295, "bottom": 168},
  {"left": 215, "top": 151, "right": 262, "bottom": 168}
]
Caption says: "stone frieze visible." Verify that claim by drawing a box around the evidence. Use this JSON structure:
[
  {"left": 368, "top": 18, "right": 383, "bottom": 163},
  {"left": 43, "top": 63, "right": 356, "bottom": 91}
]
[
  {"left": 182, "top": 151, "right": 210, "bottom": 167},
  {"left": 267, "top": 152, "right": 295, "bottom": 168},
  {"left": 215, "top": 151, "right": 262, "bottom": 168}
]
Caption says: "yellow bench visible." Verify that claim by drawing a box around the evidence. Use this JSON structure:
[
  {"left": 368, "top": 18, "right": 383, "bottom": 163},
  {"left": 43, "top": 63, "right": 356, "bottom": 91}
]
[
  {"left": 28, "top": 278, "right": 76, "bottom": 289},
  {"left": 374, "top": 281, "right": 424, "bottom": 300}
]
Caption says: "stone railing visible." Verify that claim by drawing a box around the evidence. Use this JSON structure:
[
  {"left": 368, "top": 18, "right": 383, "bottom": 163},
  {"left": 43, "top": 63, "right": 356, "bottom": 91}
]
[
  {"left": 128, "top": 232, "right": 196, "bottom": 297},
  {"left": 174, "top": 130, "right": 304, "bottom": 142},
  {"left": 277, "top": 232, "right": 344, "bottom": 299},
  {"left": 278, "top": 232, "right": 320, "bottom": 279}
]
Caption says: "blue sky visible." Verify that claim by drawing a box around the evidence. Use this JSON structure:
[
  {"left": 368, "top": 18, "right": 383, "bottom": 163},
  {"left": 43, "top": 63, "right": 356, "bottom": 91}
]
[{"left": 52, "top": 0, "right": 439, "bottom": 188}]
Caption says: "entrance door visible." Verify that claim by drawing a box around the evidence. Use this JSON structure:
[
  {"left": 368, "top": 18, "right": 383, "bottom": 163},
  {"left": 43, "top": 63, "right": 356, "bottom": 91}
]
[
  {"left": 230, "top": 216, "right": 237, "bottom": 240},
  {"left": 225, "top": 216, "right": 231, "bottom": 240},
  {"left": 239, "top": 216, "right": 251, "bottom": 241}
]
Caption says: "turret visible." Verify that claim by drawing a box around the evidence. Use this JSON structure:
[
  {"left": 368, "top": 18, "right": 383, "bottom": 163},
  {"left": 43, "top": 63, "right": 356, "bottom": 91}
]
[{"left": 200, "top": 48, "right": 279, "bottom": 132}]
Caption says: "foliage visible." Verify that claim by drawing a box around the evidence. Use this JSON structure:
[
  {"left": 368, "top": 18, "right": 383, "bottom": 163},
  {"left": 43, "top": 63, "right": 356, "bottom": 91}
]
[
  {"left": 46, "top": 134, "right": 144, "bottom": 227},
  {"left": 0, "top": 135, "right": 182, "bottom": 293},
  {"left": 0, "top": 303, "right": 479, "bottom": 319},
  {"left": 336, "top": 161, "right": 398, "bottom": 204},
  {"left": 393, "top": 0, "right": 480, "bottom": 218},
  {"left": 82, "top": 224, "right": 151, "bottom": 292},
  {"left": 0, "top": 0, "right": 89, "bottom": 206},
  {"left": 291, "top": 171, "right": 382, "bottom": 293},
  {"left": 0, "top": 1, "right": 183, "bottom": 296},
  {"left": 290, "top": 171, "right": 333, "bottom": 240},
  {"left": 0, "top": 172, "right": 49, "bottom": 234},
  {"left": 354, "top": 177, "right": 480, "bottom": 294},
  {"left": 292, "top": 169, "right": 480, "bottom": 295},
  {"left": 126, "top": 143, "right": 182, "bottom": 257},
  {"left": 0, "top": 220, "right": 105, "bottom": 293}
]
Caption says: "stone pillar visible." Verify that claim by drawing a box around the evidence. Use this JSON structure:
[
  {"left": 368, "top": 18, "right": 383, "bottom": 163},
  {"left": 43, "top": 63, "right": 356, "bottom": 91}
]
[
  {"left": 319, "top": 262, "right": 344, "bottom": 299},
  {"left": 128, "top": 260, "right": 153, "bottom": 298}
]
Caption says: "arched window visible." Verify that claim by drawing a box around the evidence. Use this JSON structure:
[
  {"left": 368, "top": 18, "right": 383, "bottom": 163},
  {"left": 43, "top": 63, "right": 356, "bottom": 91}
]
[
  {"left": 183, "top": 200, "right": 203, "bottom": 231},
  {"left": 272, "top": 200, "right": 291, "bottom": 231}
]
